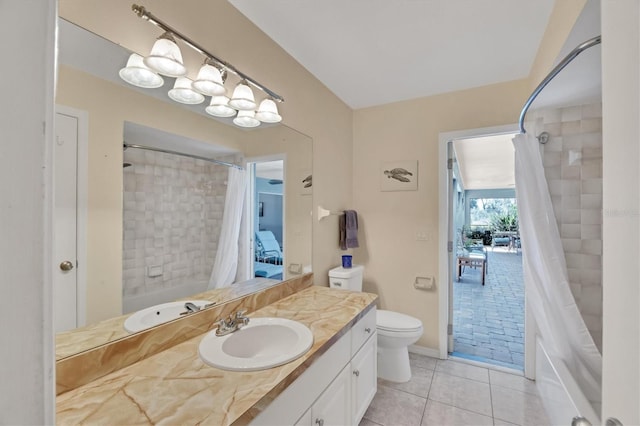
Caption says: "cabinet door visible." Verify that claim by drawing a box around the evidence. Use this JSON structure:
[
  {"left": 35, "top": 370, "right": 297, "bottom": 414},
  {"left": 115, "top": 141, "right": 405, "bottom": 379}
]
[
  {"left": 295, "top": 408, "right": 311, "bottom": 426},
  {"left": 352, "top": 333, "right": 377, "bottom": 425},
  {"left": 311, "top": 365, "right": 351, "bottom": 426}
]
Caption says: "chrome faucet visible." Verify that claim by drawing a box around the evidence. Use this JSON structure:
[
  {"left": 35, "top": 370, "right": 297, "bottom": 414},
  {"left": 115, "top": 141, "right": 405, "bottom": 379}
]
[
  {"left": 216, "top": 310, "right": 250, "bottom": 336},
  {"left": 180, "top": 301, "right": 216, "bottom": 316}
]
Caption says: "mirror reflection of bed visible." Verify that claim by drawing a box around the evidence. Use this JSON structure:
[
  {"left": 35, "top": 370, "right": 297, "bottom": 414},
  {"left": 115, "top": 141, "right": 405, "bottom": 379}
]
[{"left": 252, "top": 160, "right": 284, "bottom": 280}]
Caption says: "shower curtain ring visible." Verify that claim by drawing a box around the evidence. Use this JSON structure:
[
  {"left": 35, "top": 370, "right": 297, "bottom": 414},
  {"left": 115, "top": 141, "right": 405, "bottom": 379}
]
[{"left": 537, "top": 132, "right": 550, "bottom": 144}]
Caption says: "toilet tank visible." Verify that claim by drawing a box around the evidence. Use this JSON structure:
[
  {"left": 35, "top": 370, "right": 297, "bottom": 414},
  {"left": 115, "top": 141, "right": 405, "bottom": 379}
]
[{"left": 328, "top": 265, "right": 364, "bottom": 291}]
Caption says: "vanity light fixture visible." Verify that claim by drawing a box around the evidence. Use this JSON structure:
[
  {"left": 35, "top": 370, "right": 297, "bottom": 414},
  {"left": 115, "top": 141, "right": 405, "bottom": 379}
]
[
  {"left": 233, "top": 110, "right": 260, "bottom": 128},
  {"left": 168, "top": 77, "right": 205, "bottom": 104},
  {"left": 192, "top": 62, "right": 226, "bottom": 96},
  {"left": 229, "top": 80, "right": 257, "bottom": 111},
  {"left": 205, "top": 95, "right": 236, "bottom": 118},
  {"left": 118, "top": 53, "right": 164, "bottom": 88},
  {"left": 143, "top": 32, "right": 187, "bottom": 77},
  {"left": 128, "top": 4, "right": 284, "bottom": 128},
  {"left": 255, "top": 98, "right": 282, "bottom": 123}
]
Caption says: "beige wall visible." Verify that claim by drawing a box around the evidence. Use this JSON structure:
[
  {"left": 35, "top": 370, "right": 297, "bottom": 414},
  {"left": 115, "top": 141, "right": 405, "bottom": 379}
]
[
  {"left": 59, "top": 0, "right": 353, "bottom": 294},
  {"left": 352, "top": 79, "right": 529, "bottom": 349}
]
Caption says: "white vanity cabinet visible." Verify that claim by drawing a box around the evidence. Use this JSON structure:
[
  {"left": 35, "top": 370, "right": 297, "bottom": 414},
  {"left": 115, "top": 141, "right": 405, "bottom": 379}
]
[
  {"left": 251, "top": 307, "right": 377, "bottom": 426},
  {"left": 351, "top": 330, "right": 377, "bottom": 424}
]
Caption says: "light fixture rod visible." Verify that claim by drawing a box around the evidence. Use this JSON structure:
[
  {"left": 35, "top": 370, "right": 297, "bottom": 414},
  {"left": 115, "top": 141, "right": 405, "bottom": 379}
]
[{"left": 132, "top": 4, "right": 284, "bottom": 103}]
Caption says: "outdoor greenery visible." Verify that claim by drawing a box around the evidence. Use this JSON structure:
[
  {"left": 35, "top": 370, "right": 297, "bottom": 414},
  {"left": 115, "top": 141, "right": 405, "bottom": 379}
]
[
  {"left": 490, "top": 208, "right": 519, "bottom": 232},
  {"left": 469, "top": 198, "right": 518, "bottom": 231}
]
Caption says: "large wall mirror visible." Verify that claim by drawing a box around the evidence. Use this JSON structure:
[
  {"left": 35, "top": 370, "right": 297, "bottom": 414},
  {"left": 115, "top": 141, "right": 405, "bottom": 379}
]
[{"left": 54, "top": 19, "right": 312, "bottom": 359}]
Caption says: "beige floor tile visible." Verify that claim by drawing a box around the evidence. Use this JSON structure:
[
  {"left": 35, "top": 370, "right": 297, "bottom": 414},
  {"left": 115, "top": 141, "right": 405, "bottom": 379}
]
[
  {"left": 363, "top": 384, "right": 427, "bottom": 426},
  {"left": 428, "top": 372, "right": 492, "bottom": 417},
  {"left": 409, "top": 353, "right": 438, "bottom": 371},
  {"left": 435, "top": 359, "right": 490, "bottom": 383},
  {"left": 359, "top": 418, "right": 383, "bottom": 426},
  {"left": 491, "top": 385, "right": 551, "bottom": 426},
  {"left": 489, "top": 370, "right": 539, "bottom": 395},
  {"left": 494, "top": 419, "right": 519, "bottom": 426},
  {"left": 421, "top": 399, "right": 493, "bottom": 426},
  {"left": 378, "top": 366, "right": 434, "bottom": 398}
]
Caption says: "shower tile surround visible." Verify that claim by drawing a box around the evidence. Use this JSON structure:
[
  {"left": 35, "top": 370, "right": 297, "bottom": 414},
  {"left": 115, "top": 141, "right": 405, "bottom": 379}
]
[
  {"left": 122, "top": 149, "right": 242, "bottom": 300},
  {"left": 530, "top": 102, "right": 603, "bottom": 351}
]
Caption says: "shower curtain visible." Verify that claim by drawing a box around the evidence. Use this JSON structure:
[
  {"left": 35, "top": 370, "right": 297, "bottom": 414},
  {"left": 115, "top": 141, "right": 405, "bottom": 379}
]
[
  {"left": 208, "top": 167, "right": 247, "bottom": 289},
  {"left": 513, "top": 132, "right": 602, "bottom": 404}
]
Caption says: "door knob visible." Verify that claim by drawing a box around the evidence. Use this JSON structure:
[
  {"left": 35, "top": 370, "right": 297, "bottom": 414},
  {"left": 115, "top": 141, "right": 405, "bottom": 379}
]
[{"left": 59, "top": 260, "right": 74, "bottom": 271}]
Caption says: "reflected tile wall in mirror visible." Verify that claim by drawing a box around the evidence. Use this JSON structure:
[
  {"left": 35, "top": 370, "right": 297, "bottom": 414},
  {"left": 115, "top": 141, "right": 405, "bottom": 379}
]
[{"left": 122, "top": 147, "right": 242, "bottom": 312}]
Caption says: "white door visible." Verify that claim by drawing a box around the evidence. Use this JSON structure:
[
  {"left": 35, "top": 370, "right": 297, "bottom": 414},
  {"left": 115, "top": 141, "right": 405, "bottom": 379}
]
[{"left": 53, "top": 112, "right": 78, "bottom": 332}]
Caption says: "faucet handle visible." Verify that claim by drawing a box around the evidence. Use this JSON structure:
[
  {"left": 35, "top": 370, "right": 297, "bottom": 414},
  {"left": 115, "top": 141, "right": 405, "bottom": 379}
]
[{"left": 235, "top": 310, "right": 248, "bottom": 318}]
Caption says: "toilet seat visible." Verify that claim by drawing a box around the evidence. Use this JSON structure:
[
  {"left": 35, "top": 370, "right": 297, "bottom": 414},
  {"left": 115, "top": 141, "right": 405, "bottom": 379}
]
[{"left": 376, "top": 309, "right": 422, "bottom": 332}]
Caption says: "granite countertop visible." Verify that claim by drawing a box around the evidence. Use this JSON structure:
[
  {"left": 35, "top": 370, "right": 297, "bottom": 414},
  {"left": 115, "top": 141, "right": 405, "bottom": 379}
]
[{"left": 56, "top": 286, "right": 377, "bottom": 425}]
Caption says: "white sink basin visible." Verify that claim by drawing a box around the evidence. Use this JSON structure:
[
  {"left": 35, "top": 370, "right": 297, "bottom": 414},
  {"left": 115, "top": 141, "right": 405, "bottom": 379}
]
[
  {"left": 124, "top": 300, "right": 211, "bottom": 333},
  {"left": 198, "top": 317, "right": 314, "bottom": 371}
]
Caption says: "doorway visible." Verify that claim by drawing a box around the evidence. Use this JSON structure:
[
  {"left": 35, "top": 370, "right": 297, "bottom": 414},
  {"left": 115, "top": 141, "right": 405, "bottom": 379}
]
[
  {"left": 247, "top": 158, "right": 285, "bottom": 280},
  {"left": 439, "top": 125, "right": 532, "bottom": 374}
]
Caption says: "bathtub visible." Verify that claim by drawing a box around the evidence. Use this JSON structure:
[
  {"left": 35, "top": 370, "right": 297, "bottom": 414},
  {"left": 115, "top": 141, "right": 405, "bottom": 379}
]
[
  {"left": 535, "top": 338, "right": 601, "bottom": 425},
  {"left": 123, "top": 280, "right": 209, "bottom": 314}
]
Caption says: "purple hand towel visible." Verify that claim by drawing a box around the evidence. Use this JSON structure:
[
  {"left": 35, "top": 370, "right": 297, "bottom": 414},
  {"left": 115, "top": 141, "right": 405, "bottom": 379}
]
[{"left": 339, "top": 210, "right": 359, "bottom": 249}]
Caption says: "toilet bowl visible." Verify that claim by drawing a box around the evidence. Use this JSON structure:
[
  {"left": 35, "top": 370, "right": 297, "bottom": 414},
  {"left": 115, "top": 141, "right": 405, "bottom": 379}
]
[
  {"left": 376, "top": 309, "right": 423, "bottom": 382},
  {"left": 328, "top": 265, "right": 424, "bottom": 383}
]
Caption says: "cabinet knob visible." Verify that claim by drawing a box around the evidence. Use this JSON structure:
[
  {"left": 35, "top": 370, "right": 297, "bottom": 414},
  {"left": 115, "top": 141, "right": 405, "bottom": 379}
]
[
  {"left": 353, "top": 369, "right": 360, "bottom": 377},
  {"left": 364, "top": 327, "right": 371, "bottom": 333},
  {"left": 315, "top": 418, "right": 324, "bottom": 426}
]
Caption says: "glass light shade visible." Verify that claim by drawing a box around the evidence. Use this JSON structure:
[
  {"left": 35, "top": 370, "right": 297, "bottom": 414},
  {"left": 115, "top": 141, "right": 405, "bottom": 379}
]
[
  {"left": 143, "top": 37, "right": 187, "bottom": 77},
  {"left": 205, "top": 95, "right": 236, "bottom": 118},
  {"left": 233, "top": 109, "right": 260, "bottom": 128},
  {"left": 229, "top": 82, "right": 256, "bottom": 110},
  {"left": 168, "top": 77, "right": 205, "bottom": 104},
  {"left": 255, "top": 98, "right": 282, "bottom": 123},
  {"left": 118, "top": 53, "right": 164, "bottom": 88},
  {"left": 192, "top": 64, "right": 226, "bottom": 96}
]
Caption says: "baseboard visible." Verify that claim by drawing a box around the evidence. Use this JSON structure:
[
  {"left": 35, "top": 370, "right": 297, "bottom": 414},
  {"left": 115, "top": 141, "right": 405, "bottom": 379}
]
[{"left": 408, "top": 344, "right": 442, "bottom": 359}]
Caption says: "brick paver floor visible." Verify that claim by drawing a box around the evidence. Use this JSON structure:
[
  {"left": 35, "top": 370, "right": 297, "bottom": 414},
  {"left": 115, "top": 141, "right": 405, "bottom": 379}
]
[{"left": 453, "top": 247, "right": 524, "bottom": 369}]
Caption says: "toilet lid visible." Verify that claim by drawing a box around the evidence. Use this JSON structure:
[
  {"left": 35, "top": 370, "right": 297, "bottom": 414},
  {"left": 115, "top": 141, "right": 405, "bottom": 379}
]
[{"left": 377, "top": 310, "right": 423, "bottom": 332}]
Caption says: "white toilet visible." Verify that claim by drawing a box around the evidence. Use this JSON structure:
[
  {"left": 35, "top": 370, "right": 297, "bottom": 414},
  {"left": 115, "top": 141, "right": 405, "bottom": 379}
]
[{"left": 329, "top": 265, "right": 424, "bottom": 383}]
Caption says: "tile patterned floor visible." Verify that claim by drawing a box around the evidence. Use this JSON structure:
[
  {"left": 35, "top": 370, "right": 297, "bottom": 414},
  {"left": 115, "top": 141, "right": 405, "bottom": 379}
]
[
  {"left": 361, "top": 354, "right": 550, "bottom": 426},
  {"left": 453, "top": 249, "right": 525, "bottom": 368}
]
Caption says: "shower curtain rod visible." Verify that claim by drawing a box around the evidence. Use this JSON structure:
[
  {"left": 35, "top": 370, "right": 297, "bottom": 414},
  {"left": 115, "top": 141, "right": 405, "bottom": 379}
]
[
  {"left": 519, "top": 35, "right": 601, "bottom": 134},
  {"left": 123, "top": 143, "right": 243, "bottom": 169}
]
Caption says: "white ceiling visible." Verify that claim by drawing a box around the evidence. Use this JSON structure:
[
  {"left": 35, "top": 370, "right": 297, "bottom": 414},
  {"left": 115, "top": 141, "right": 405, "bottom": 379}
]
[
  {"left": 230, "top": 0, "right": 556, "bottom": 109},
  {"left": 453, "top": 133, "right": 516, "bottom": 190}
]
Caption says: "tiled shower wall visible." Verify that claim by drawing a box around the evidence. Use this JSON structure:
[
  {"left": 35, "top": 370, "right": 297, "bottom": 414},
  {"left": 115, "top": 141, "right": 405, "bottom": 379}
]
[
  {"left": 122, "top": 148, "right": 241, "bottom": 299},
  {"left": 531, "top": 102, "right": 603, "bottom": 351}
]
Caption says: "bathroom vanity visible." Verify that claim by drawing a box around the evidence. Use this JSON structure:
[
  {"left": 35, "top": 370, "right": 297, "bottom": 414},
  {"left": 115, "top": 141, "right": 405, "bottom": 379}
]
[{"left": 55, "top": 282, "right": 377, "bottom": 425}]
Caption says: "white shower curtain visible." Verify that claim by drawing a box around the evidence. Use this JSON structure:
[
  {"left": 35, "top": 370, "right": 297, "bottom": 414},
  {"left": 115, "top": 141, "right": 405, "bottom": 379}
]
[
  {"left": 513, "top": 132, "right": 602, "bottom": 404},
  {"left": 208, "top": 167, "right": 247, "bottom": 289}
]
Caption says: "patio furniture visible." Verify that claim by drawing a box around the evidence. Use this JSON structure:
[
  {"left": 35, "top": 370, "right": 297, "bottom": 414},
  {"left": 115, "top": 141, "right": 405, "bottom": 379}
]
[
  {"left": 457, "top": 251, "right": 487, "bottom": 285},
  {"left": 255, "top": 230, "right": 283, "bottom": 265}
]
